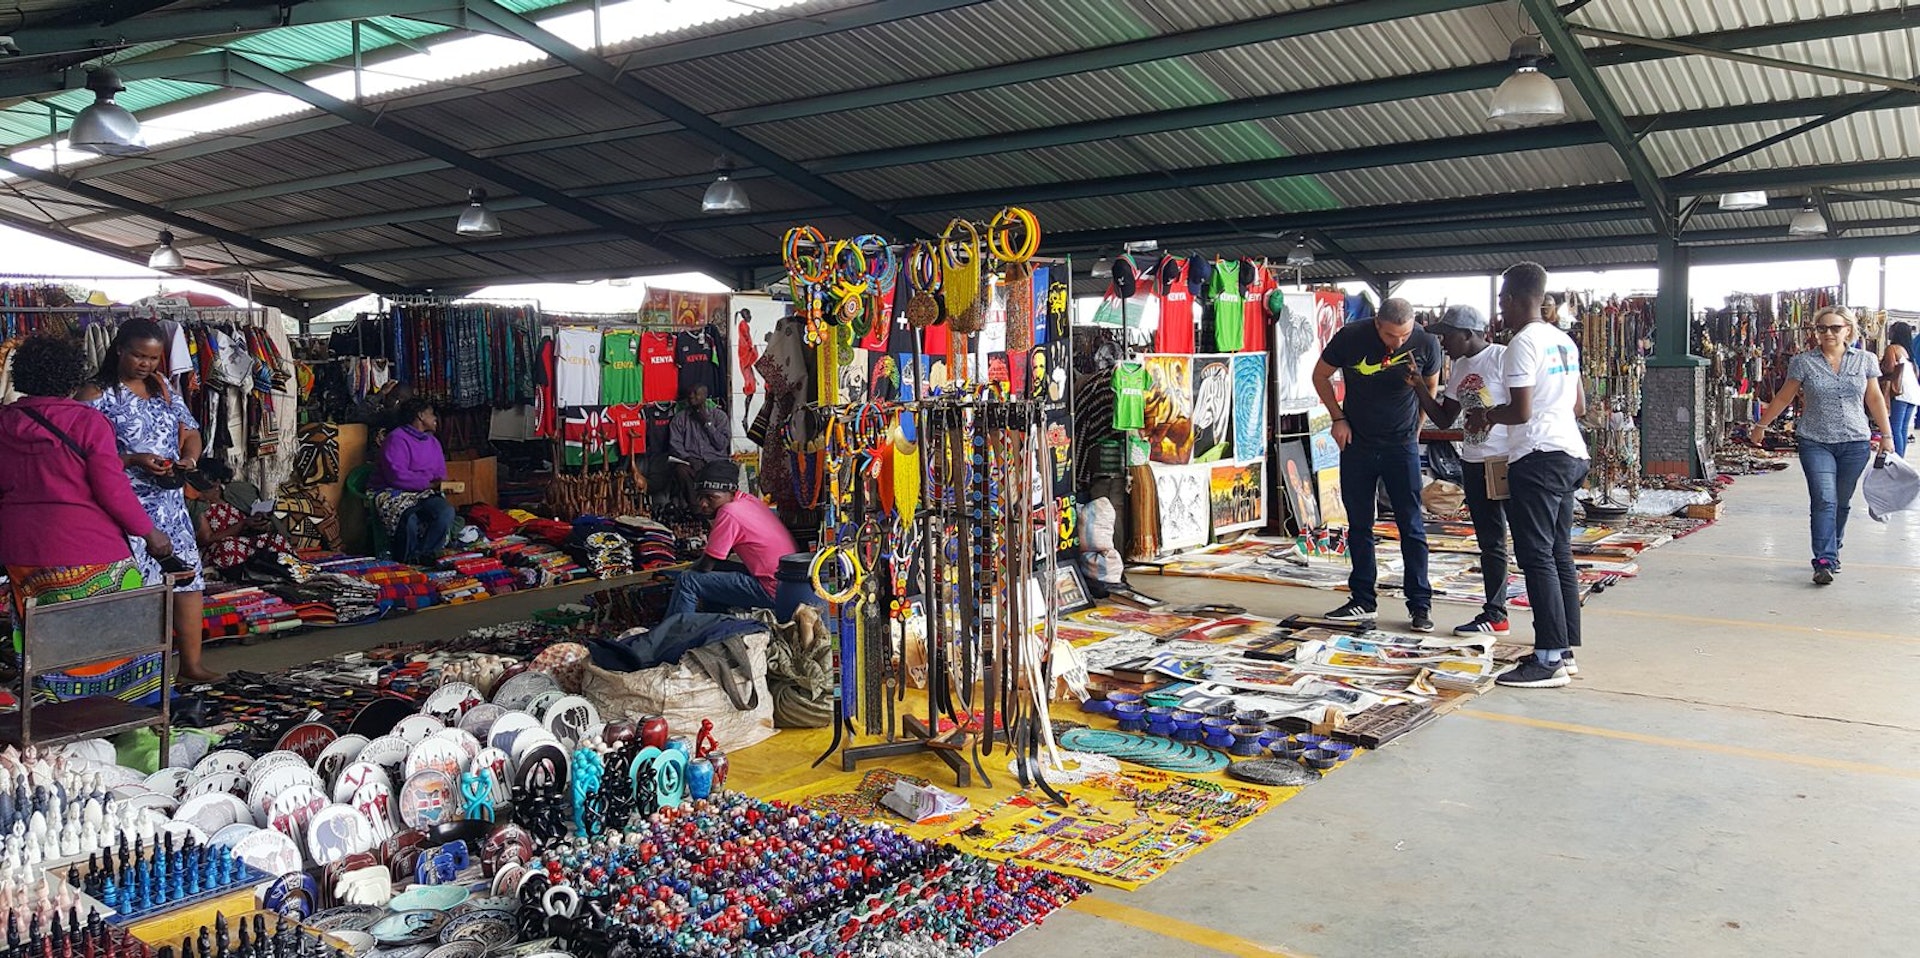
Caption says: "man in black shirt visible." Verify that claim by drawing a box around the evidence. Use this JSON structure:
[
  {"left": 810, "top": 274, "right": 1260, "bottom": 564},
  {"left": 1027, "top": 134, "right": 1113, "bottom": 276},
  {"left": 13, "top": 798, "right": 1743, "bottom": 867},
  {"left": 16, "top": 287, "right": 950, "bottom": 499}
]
[{"left": 1309, "top": 298, "right": 1442, "bottom": 631}]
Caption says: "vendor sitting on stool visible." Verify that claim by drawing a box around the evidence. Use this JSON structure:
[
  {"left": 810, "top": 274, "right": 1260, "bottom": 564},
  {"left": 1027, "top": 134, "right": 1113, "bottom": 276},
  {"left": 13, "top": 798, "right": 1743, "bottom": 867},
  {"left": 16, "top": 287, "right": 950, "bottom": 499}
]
[
  {"left": 666, "top": 383, "right": 731, "bottom": 507},
  {"left": 371, "top": 398, "right": 457, "bottom": 565},
  {"left": 667, "top": 460, "right": 796, "bottom": 617}
]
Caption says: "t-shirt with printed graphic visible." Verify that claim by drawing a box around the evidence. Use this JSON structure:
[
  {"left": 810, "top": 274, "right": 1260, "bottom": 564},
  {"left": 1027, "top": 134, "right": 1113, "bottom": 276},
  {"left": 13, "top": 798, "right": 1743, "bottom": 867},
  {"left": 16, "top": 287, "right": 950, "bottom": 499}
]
[
  {"left": 1501, "top": 322, "right": 1588, "bottom": 462},
  {"left": 1441, "top": 343, "right": 1509, "bottom": 463},
  {"left": 1318, "top": 320, "right": 1442, "bottom": 449},
  {"left": 554, "top": 327, "right": 602, "bottom": 408},
  {"left": 1208, "top": 259, "right": 1245, "bottom": 352},
  {"left": 1155, "top": 256, "right": 1195, "bottom": 354},
  {"left": 600, "top": 330, "right": 644, "bottom": 406},
  {"left": 604, "top": 403, "right": 647, "bottom": 456},
  {"left": 639, "top": 332, "right": 679, "bottom": 404},
  {"left": 1240, "top": 261, "right": 1272, "bottom": 353},
  {"left": 1112, "top": 362, "right": 1148, "bottom": 430},
  {"left": 676, "top": 327, "right": 723, "bottom": 399}
]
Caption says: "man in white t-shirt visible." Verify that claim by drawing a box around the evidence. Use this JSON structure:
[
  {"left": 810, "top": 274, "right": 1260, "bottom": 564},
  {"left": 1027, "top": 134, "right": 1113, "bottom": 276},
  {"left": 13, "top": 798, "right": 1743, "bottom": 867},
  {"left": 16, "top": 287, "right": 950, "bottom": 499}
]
[
  {"left": 1467, "top": 262, "right": 1589, "bottom": 690},
  {"left": 1410, "top": 305, "right": 1511, "bottom": 637}
]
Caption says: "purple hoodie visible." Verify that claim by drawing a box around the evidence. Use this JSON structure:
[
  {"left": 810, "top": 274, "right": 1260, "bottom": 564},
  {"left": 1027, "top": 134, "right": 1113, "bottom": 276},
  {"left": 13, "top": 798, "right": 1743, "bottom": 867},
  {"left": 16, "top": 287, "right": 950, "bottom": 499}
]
[
  {"left": 0, "top": 397, "right": 154, "bottom": 567},
  {"left": 375, "top": 425, "right": 447, "bottom": 492}
]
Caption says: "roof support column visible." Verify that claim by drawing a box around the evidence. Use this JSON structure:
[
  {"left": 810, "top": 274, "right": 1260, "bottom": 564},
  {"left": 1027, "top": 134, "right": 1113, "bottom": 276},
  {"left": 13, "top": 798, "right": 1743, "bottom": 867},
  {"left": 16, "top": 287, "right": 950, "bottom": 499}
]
[{"left": 1644, "top": 237, "right": 1704, "bottom": 479}]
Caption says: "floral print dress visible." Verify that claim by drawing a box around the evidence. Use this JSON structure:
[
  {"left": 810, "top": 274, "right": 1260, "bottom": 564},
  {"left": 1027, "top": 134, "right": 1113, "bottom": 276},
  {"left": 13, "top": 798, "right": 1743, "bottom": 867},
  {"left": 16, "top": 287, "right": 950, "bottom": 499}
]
[{"left": 90, "top": 384, "right": 204, "bottom": 592}]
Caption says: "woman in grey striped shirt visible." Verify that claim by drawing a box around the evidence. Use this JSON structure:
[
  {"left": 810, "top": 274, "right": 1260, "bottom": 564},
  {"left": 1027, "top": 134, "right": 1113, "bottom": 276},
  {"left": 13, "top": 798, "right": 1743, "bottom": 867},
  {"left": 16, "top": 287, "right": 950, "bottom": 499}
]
[{"left": 1752, "top": 306, "right": 1895, "bottom": 585}]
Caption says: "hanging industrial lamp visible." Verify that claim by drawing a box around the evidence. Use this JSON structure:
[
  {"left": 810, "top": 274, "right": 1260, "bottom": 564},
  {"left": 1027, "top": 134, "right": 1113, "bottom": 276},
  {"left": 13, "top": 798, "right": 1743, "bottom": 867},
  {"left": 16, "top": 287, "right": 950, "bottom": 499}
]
[
  {"left": 456, "top": 188, "right": 501, "bottom": 237},
  {"left": 146, "top": 230, "right": 183, "bottom": 270},
  {"left": 1090, "top": 256, "right": 1112, "bottom": 279},
  {"left": 701, "top": 157, "right": 750, "bottom": 214},
  {"left": 1286, "top": 236, "right": 1316, "bottom": 269},
  {"left": 1487, "top": 36, "right": 1566, "bottom": 129},
  {"left": 69, "top": 68, "right": 147, "bottom": 156},
  {"left": 1788, "top": 196, "right": 1828, "bottom": 236},
  {"left": 1718, "top": 190, "right": 1769, "bottom": 212}
]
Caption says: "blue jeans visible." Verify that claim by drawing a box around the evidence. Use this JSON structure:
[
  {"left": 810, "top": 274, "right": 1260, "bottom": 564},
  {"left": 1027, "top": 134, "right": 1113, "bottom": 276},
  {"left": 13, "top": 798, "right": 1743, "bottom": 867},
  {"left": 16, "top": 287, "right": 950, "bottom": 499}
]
[
  {"left": 1892, "top": 400, "right": 1916, "bottom": 458},
  {"left": 1459, "top": 460, "right": 1509, "bottom": 619},
  {"left": 667, "top": 570, "right": 775, "bottom": 618},
  {"left": 1798, "top": 438, "right": 1871, "bottom": 568},
  {"left": 1507, "top": 451, "right": 1589, "bottom": 651},
  {"left": 397, "top": 497, "right": 455, "bottom": 564},
  {"left": 1339, "top": 442, "right": 1430, "bottom": 612}
]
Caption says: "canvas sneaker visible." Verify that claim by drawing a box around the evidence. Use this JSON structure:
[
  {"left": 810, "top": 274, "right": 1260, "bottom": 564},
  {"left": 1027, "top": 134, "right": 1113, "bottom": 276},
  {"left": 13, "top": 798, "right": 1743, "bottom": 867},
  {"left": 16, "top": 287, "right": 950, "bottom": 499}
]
[
  {"left": 1324, "top": 601, "right": 1376, "bottom": 623},
  {"left": 1562, "top": 651, "right": 1580, "bottom": 677},
  {"left": 1496, "top": 658, "right": 1570, "bottom": 689},
  {"left": 1453, "top": 613, "right": 1510, "bottom": 637},
  {"left": 1409, "top": 611, "right": 1435, "bottom": 633}
]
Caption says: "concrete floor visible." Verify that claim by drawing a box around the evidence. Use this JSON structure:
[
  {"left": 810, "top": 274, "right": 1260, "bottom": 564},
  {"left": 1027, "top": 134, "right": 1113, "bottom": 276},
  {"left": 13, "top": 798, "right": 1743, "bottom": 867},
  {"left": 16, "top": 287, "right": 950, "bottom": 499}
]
[{"left": 206, "top": 467, "right": 1920, "bottom": 957}]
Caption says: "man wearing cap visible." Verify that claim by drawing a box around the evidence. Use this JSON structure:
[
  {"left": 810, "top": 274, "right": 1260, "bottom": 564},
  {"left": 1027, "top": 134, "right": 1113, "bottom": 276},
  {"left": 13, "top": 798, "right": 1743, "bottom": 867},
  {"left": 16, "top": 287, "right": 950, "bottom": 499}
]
[
  {"left": 1310, "top": 298, "right": 1443, "bottom": 632},
  {"left": 666, "top": 460, "right": 798, "bottom": 618},
  {"left": 1410, "top": 305, "right": 1512, "bottom": 637}
]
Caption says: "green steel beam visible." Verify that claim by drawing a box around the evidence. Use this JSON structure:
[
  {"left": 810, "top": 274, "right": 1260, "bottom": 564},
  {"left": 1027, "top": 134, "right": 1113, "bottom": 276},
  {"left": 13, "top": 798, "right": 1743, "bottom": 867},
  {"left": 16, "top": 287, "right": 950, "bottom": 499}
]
[
  {"left": 1304, "top": 230, "right": 1386, "bottom": 292},
  {"left": 0, "top": 153, "right": 411, "bottom": 295},
  {"left": 1652, "top": 238, "right": 1695, "bottom": 365},
  {"left": 219, "top": 53, "right": 737, "bottom": 278},
  {"left": 463, "top": 0, "right": 919, "bottom": 239},
  {"left": 8, "top": 0, "right": 470, "bottom": 64},
  {"left": 1521, "top": 0, "right": 1673, "bottom": 234},
  {"left": 1690, "top": 231, "right": 1920, "bottom": 265}
]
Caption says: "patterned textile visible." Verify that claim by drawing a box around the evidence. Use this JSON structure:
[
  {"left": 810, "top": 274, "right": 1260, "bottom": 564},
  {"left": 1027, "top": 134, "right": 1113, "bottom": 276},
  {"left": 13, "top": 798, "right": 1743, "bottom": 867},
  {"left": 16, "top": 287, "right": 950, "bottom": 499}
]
[
  {"left": 6, "top": 561, "right": 165, "bottom": 705},
  {"left": 370, "top": 489, "right": 438, "bottom": 537},
  {"left": 90, "top": 384, "right": 204, "bottom": 592},
  {"left": 200, "top": 501, "right": 298, "bottom": 570}
]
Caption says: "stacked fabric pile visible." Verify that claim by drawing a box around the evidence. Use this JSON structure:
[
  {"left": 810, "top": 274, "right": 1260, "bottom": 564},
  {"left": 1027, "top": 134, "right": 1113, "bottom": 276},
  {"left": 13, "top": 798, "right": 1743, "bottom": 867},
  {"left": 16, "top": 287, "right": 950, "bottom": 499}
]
[
  {"left": 489, "top": 538, "right": 587, "bottom": 587},
  {"left": 440, "top": 552, "right": 519, "bottom": 596},
  {"left": 317, "top": 556, "right": 438, "bottom": 611},
  {"left": 204, "top": 587, "right": 302, "bottom": 638},
  {"left": 266, "top": 572, "right": 382, "bottom": 625},
  {"left": 427, "top": 570, "right": 491, "bottom": 605}
]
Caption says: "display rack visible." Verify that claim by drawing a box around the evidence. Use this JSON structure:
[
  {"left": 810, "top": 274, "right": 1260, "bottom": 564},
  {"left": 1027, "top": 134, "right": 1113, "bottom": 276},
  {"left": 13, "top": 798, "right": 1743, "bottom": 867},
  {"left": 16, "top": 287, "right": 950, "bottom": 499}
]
[{"left": 2, "top": 586, "right": 174, "bottom": 753}]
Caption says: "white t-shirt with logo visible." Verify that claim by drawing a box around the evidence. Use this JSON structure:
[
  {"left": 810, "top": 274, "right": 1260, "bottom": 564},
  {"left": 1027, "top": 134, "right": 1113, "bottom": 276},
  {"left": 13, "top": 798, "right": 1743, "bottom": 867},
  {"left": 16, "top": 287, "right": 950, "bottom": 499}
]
[
  {"left": 1442, "top": 343, "right": 1509, "bottom": 463},
  {"left": 1502, "top": 322, "right": 1588, "bottom": 462}
]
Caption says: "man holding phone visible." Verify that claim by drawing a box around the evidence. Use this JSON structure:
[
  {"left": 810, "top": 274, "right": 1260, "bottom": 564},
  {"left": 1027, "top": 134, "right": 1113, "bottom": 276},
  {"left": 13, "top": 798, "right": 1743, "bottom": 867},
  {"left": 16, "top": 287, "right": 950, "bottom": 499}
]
[{"left": 1410, "top": 306, "right": 1512, "bottom": 636}]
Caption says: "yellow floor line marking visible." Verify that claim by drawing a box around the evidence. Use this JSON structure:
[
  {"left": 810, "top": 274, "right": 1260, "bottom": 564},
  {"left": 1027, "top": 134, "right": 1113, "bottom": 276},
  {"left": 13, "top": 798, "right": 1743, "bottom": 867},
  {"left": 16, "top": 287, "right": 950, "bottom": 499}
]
[
  {"left": 1586, "top": 606, "right": 1911, "bottom": 642},
  {"left": 1070, "top": 898, "right": 1313, "bottom": 958},
  {"left": 1461, "top": 710, "right": 1920, "bottom": 779}
]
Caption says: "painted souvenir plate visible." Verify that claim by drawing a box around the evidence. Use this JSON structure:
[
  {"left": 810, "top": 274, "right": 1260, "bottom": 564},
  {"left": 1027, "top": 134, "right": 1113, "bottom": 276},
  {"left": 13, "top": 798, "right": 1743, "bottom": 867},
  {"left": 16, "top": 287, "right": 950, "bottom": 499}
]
[
  {"left": 267, "top": 781, "right": 328, "bottom": 840},
  {"left": 192, "top": 749, "right": 254, "bottom": 779},
  {"left": 489, "top": 862, "right": 525, "bottom": 899},
  {"left": 428, "top": 727, "right": 482, "bottom": 767},
  {"left": 332, "top": 760, "right": 390, "bottom": 805},
  {"left": 370, "top": 910, "right": 446, "bottom": 945},
  {"left": 317, "top": 734, "right": 371, "bottom": 786},
  {"left": 144, "top": 767, "right": 191, "bottom": 801},
  {"left": 209, "top": 822, "right": 258, "bottom": 849},
  {"left": 232, "top": 827, "right": 302, "bottom": 877},
  {"left": 247, "top": 750, "right": 309, "bottom": 784},
  {"left": 358, "top": 734, "right": 413, "bottom": 783},
  {"left": 347, "top": 697, "right": 416, "bottom": 739},
  {"left": 160, "top": 819, "right": 209, "bottom": 846},
  {"left": 368, "top": 944, "right": 432, "bottom": 958},
  {"left": 521, "top": 689, "right": 565, "bottom": 721},
  {"left": 183, "top": 770, "right": 248, "bottom": 800},
  {"left": 351, "top": 780, "right": 397, "bottom": 843},
  {"left": 438, "top": 913, "right": 515, "bottom": 950},
  {"left": 403, "top": 737, "right": 465, "bottom": 781},
  {"left": 490, "top": 671, "right": 558, "bottom": 712},
  {"left": 392, "top": 714, "right": 446, "bottom": 746},
  {"left": 470, "top": 747, "right": 512, "bottom": 805},
  {"left": 540, "top": 695, "right": 598, "bottom": 747},
  {"left": 422, "top": 683, "right": 484, "bottom": 724},
  {"left": 391, "top": 884, "right": 470, "bottom": 913},
  {"left": 456, "top": 703, "right": 507, "bottom": 741},
  {"left": 327, "top": 930, "right": 375, "bottom": 957},
  {"left": 485, "top": 712, "right": 543, "bottom": 753},
  {"left": 399, "top": 769, "right": 458, "bottom": 829},
  {"left": 307, "top": 803, "right": 377, "bottom": 865},
  {"left": 307, "top": 905, "right": 383, "bottom": 933},
  {"left": 251, "top": 763, "right": 325, "bottom": 822},
  {"left": 276, "top": 722, "right": 339, "bottom": 764},
  {"left": 117, "top": 791, "right": 177, "bottom": 815},
  {"left": 425, "top": 942, "right": 485, "bottom": 958}
]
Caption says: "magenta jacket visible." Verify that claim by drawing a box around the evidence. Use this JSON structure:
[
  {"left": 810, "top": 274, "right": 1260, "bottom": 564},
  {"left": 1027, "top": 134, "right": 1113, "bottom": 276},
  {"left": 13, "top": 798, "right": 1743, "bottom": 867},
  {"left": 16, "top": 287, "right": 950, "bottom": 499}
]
[
  {"left": 375, "top": 426, "right": 447, "bottom": 492},
  {"left": 0, "top": 397, "right": 154, "bottom": 567}
]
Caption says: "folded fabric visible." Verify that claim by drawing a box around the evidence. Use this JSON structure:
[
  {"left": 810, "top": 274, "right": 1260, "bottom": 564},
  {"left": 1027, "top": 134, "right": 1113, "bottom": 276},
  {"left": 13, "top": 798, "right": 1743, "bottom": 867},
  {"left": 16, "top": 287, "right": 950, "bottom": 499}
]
[{"left": 586, "top": 612, "right": 766, "bottom": 672}]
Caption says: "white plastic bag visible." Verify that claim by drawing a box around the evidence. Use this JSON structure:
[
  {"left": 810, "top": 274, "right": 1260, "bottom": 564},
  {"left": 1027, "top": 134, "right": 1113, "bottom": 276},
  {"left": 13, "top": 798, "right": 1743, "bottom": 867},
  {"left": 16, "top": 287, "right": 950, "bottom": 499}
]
[{"left": 1864, "top": 452, "right": 1920, "bottom": 521}]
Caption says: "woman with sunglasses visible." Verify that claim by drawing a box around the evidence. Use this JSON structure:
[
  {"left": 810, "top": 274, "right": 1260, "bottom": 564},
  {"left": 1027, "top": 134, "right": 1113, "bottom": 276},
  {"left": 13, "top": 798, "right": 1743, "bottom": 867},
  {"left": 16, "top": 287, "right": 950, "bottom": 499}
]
[{"left": 1752, "top": 306, "right": 1896, "bottom": 585}]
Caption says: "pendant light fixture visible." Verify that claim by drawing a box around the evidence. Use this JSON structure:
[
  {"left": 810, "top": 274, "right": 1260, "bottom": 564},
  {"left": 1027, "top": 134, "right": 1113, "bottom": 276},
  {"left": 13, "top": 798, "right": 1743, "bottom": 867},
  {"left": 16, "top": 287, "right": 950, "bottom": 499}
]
[
  {"left": 1718, "top": 190, "right": 1769, "bottom": 212},
  {"left": 1286, "top": 236, "right": 1316, "bottom": 269},
  {"left": 1788, "top": 196, "right": 1828, "bottom": 236},
  {"left": 146, "top": 230, "right": 183, "bottom": 270},
  {"left": 1487, "top": 36, "right": 1566, "bottom": 129},
  {"left": 456, "top": 188, "right": 501, "bottom": 237},
  {"left": 701, "top": 157, "right": 750, "bottom": 215},
  {"left": 68, "top": 68, "right": 147, "bottom": 156},
  {"left": 1090, "top": 256, "right": 1112, "bottom": 279}
]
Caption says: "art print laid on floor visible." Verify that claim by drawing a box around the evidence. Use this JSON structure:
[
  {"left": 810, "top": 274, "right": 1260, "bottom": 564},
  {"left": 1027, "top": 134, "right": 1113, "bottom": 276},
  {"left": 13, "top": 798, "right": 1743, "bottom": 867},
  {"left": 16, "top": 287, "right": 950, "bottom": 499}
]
[
  {"left": 1231, "top": 353, "right": 1268, "bottom": 461},
  {"left": 1272, "top": 302, "right": 1322, "bottom": 413},
  {"left": 1143, "top": 355, "right": 1194, "bottom": 465},
  {"left": 1190, "top": 354, "right": 1234, "bottom": 463},
  {"left": 1152, "top": 462, "right": 1212, "bottom": 552},
  {"left": 1050, "top": 564, "right": 1094, "bottom": 614},
  {"left": 1209, "top": 460, "right": 1266, "bottom": 534},
  {"left": 1316, "top": 466, "right": 1348, "bottom": 528},
  {"left": 1277, "top": 439, "right": 1320, "bottom": 531}
]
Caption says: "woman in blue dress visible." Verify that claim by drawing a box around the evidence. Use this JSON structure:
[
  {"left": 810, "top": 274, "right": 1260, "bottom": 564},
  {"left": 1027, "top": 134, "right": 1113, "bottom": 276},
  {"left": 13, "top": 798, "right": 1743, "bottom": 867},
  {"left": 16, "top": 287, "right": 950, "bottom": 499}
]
[{"left": 78, "top": 320, "right": 222, "bottom": 682}]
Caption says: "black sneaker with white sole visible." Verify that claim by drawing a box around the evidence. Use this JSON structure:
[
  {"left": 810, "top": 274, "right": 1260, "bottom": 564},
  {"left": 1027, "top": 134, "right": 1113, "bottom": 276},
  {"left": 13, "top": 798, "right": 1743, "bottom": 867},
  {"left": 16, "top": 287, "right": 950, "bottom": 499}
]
[
  {"left": 1324, "top": 601, "right": 1376, "bottom": 623},
  {"left": 1813, "top": 564, "right": 1834, "bottom": 586},
  {"left": 1409, "top": 611, "right": 1434, "bottom": 633},
  {"left": 1496, "top": 658, "right": 1570, "bottom": 688},
  {"left": 1453, "top": 613, "right": 1510, "bottom": 637}
]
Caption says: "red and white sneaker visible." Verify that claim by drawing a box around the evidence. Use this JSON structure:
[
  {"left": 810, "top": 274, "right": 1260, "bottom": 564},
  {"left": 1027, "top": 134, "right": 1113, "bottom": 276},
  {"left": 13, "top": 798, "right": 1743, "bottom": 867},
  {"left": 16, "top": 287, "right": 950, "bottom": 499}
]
[{"left": 1452, "top": 613, "right": 1510, "bottom": 637}]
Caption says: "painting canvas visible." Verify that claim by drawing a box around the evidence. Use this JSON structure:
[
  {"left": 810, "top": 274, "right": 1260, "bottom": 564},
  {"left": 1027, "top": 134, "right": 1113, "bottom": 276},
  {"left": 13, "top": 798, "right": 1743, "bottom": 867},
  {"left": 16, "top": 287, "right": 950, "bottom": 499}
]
[
  {"left": 1317, "top": 466, "right": 1348, "bottom": 528},
  {"left": 1209, "top": 460, "right": 1266, "bottom": 534},
  {"left": 1190, "top": 354, "right": 1234, "bottom": 463},
  {"left": 1143, "top": 355, "right": 1195, "bottom": 465},
  {"left": 1272, "top": 302, "right": 1322, "bottom": 413},
  {"left": 1232, "top": 353, "right": 1268, "bottom": 461},
  {"left": 1277, "top": 439, "right": 1320, "bottom": 531},
  {"left": 1307, "top": 408, "right": 1340, "bottom": 471},
  {"left": 1152, "top": 462, "right": 1211, "bottom": 552},
  {"left": 1051, "top": 565, "right": 1093, "bottom": 614}
]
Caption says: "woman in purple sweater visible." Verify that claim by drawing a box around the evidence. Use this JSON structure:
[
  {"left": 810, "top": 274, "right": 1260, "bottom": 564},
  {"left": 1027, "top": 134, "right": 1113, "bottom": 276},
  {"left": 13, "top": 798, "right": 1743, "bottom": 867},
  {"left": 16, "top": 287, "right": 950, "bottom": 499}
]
[
  {"left": 0, "top": 335, "right": 186, "bottom": 700},
  {"left": 372, "top": 398, "right": 456, "bottom": 565}
]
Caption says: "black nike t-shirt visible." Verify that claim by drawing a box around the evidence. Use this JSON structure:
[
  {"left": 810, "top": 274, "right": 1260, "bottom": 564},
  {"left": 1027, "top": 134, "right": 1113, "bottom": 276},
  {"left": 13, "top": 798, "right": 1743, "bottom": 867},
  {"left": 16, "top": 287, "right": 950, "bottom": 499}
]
[{"left": 1319, "top": 320, "right": 1442, "bottom": 448}]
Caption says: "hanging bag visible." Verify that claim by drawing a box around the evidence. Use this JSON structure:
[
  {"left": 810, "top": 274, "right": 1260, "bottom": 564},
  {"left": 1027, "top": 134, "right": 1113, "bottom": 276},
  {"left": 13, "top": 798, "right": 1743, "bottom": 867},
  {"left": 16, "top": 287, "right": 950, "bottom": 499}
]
[{"left": 1865, "top": 450, "right": 1920, "bottom": 521}]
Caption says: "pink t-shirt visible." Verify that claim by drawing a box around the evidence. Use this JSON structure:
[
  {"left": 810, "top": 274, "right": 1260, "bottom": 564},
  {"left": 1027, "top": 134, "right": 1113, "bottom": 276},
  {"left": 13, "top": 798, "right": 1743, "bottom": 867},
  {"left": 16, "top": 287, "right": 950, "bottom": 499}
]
[{"left": 706, "top": 493, "right": 797, "bottom": 594}]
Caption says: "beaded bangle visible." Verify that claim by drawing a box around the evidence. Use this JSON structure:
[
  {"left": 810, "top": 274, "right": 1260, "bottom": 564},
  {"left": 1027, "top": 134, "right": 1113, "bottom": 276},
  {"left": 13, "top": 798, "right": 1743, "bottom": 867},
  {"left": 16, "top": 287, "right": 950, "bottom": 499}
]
[
  {"left": 782, "top": 226, "right": 829, "bottom": 284},
  {"left": 987, "top": 206, "right": 1040, "bottom": 263},
  {"left": 810, "top": 546, "right": 864, "bottom": 603}
]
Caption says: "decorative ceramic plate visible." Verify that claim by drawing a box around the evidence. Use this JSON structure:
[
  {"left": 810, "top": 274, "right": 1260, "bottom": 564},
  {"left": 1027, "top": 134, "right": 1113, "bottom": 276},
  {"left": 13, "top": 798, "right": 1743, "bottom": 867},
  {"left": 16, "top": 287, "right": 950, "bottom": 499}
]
[
  {"left": 183, "top": 771, "right": 248, "bottom": 800},
  {"left": 266, "top": 781, "right": 328, "bottom": 841},
  {"left": 358, "top": 735, "right": 413, "bottom": 783},
  {"left": 246, "top": 750, "right": 309, "bottom": 784},
  {"left": 332, "top": 761, "right": 390, "bottom": 805},
  {"left": 422, "top": 683, "right": 484, "bottom": 724},
  {"left": 485, "top": 713, "right": 543, "bottom": 754},
  {"left": 425, "top": 942, "right": 485, "bottom": 958},
  {"left": 521, "top": 689, "right": 565, "bottom": 721},
  {"left": 456, "top": 704, "right": 507, "bottom": 740},
  {"left": 370, "top": 910, "right": 445, "bottom": 945},
  {"left": 192, "top": 749, "right": 254, "bottom": 778},
  {"left": 438, "top": 913, "right": 515, "bottom": 950},
  {"left": 317, "top": 734, "right": 371, "bottom": 786},
  {"left": 540, "top": 695, "right": 598, "bottom": 747},
  {"left": 307, "top": 803, "right": 377, "bottom": 865},
  {"left": 351, "top": 780, "right": 397, "bottom": 843},
  {"left": 490, "top": 672, "right": 557, "bottom": 712},
  {"left": 390, "top": 884, "right": 470, "bottom": 913},
  {"left": 429, "top": 727, "right": 482, "bottom": 767},
  {"left": 232, "top": 827, "right": 302, "bottom": 876},
  {"left": 276, "top": 723, "right": 339, "bottom": 764},
  {"left": 393, "top": 714, "right": 446, "bottom": 746},
  {"left": 209, "top": 822, "right": 258, "bottom": 849},
  {"left": 307, "top": 905, "right": 383, "bottom": 933},
  {"left": 403, "top": 738, "right": 465, "bottom": 781},
  {"left": 144, "top": 767, "right": 191, "bottom": 801},
  {"left": 327, "top": 930, "right": 375, "bottom": 957},
  {"left": 399, "top": 769, "right": 457, "bottom": 829}
]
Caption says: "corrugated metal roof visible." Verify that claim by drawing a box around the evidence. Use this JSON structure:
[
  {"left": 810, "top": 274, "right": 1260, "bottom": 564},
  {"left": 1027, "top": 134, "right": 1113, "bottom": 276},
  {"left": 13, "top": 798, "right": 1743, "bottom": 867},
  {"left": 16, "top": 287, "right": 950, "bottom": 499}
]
[
  {"left": 1644, "top": 106, "right": 1920, "bottom": 177},
  {"left": 1313, "top": 145, "right": 1628, "bottom": 207},
  {"left": 1573, "top": 0, "right": 1907, "bottom": 42}
]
